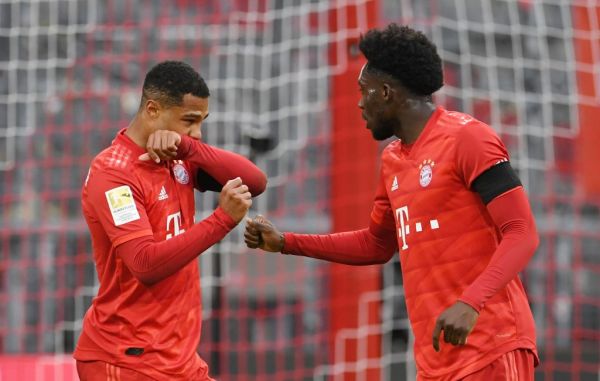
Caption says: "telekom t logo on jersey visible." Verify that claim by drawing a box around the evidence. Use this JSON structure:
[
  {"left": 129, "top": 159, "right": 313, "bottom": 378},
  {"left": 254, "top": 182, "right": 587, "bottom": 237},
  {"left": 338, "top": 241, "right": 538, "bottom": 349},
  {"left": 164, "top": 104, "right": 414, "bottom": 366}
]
[
  {"left": 166, "top": 212, "right": 185, "bottom": 240},
  {"left": 395, "top": 206, "right": 440, "bottom": 251}
]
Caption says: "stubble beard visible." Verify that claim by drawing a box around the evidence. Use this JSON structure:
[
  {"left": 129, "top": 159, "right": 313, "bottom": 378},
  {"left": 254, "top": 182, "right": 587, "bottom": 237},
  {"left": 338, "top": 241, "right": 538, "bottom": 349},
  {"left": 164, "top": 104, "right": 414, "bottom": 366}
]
[{"left": 370, "top": 115, "right": 398, "bottom": 141}]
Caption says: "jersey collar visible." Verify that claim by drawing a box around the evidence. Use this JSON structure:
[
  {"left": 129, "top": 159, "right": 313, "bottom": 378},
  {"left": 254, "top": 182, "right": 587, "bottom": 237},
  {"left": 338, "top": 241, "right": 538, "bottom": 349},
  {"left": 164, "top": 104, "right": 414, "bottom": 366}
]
[{"left": 113, "top": 128, "right": 147, "bottom": 156}]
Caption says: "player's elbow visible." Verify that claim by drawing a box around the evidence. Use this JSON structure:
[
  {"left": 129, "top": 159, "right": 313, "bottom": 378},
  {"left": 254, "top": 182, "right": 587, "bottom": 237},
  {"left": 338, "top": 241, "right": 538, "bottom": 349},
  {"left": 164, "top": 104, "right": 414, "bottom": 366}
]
[
  {"left": 131, "top": 272, "right": 162, "bottom": 286},
  {"left": 365, "top": 246, "right": 396, "bottom": 265},
  {"left": 117, "top": 243, "right": 163, "bottom": 285},
  {"left": 518, "top": 216, "right": 539, "bottom": 259},
  {"left": 525, "top": 225, "right": 539, "bottom": 257},
  {"left": 365, "top": 226, "right": 397, "bottom": 264},
  {"left": 249, "top": 169, "right": 268, "bottom": 197},
  {"left": 372, "top": 248, "right": 396, "bottom": 264}
]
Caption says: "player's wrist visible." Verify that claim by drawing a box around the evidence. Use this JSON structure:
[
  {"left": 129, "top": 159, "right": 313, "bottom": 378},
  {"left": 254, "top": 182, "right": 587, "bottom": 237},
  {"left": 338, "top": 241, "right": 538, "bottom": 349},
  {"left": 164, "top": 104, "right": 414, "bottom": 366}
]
[
  {"left": 457, "top": 297, "right": 482, "bottom": 314},
  {"left": 280, "top": 232, "right": 298, "bottom": 255},
  {"left": 174, "top": 134, "right": 194, "bottom": 160},
  {"left": 277, "top": 232, "right": 285, "bottom": 252},
  {"left": 213, "top": 207, "right": 238, "bottom": 230}
]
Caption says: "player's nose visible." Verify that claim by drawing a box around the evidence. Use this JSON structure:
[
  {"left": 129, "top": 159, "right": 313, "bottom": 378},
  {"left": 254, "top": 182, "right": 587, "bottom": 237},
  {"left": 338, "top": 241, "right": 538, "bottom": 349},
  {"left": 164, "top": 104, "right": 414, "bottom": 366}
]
[{"left": 190, "top": 125, "right": 202, "bottom": 140}]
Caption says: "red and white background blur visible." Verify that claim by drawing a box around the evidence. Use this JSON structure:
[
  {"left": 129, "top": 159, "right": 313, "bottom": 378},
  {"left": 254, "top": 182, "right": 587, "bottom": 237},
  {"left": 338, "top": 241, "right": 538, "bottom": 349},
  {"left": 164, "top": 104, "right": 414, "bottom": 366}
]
[{"left": 0, "top": 1, "right": 598, "bottom": 380}]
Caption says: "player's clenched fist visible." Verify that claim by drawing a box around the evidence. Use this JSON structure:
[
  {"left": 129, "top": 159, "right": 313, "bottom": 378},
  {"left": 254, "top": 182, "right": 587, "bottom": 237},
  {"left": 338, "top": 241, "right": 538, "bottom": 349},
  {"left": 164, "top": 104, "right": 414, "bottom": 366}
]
[
  {"left": 244, "top": 215, "right": 284, "bottom": 252},
  {"left": 139, "top": 130, "right": 182, "bottom": 163},
  {"left": 432, "top": 301, "right": 479, "bottom": 352},
  {"left": 219, "top": 177, "right": 252, "bottom": 222}
]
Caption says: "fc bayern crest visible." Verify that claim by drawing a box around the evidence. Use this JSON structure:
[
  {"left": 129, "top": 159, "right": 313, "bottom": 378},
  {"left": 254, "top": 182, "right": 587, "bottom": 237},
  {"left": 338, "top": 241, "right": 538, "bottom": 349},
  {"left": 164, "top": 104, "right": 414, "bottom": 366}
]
[
  {"left": 418, "top": 159, "right": 435, "bottom": 187},
  {"left": 173, "top": 163, "right": 190, "bottom": 185}
]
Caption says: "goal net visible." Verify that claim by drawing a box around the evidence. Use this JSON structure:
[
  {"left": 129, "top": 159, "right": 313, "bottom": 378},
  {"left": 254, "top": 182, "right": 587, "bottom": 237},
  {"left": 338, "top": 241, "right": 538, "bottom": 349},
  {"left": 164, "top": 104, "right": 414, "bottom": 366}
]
[{"left": 0, "top": 0, "right": 598, "bottom": 380}]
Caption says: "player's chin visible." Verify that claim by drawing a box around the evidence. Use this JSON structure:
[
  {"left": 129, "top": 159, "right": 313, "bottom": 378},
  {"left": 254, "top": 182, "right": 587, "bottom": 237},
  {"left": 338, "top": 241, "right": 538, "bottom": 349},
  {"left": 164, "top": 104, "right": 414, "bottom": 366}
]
[{"left": 370, "top": 128, "right": 391, "bottom": 141}]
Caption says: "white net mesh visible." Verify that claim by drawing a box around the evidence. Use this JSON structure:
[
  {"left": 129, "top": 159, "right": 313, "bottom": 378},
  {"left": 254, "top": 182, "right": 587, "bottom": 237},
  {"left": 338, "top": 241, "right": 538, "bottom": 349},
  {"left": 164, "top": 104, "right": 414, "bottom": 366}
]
[
  {"left": 386, "top": 0, "right": 598, "bottom": 189},
  {"left": 0, "top": 0, "right": 98, "bottom": 169}
]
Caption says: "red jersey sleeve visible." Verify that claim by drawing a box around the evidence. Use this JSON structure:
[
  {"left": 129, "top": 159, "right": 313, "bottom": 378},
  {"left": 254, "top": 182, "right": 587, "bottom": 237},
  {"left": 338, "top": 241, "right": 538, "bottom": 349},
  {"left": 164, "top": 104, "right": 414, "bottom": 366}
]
[
  {"left": 280, "top": 165, "right": 397, "bottom": 265},
  {"left": 115, "top": 207, "right": 237, "bottom": 285},
  {"left": 459, "top": 187, "right": 539, "bottom": 311},
  {"left": 370, "top": 167, "right": 396, "bottom": 231},
  {"left": 455, "top": 122, "right": 510, "bottom": 188},
  {"left": 281, "top": 220, "right": 397, "bottom": 265},
  {"left": 85, "top": 167, "right": 153, "bottom": 247},
  {"left": 177, "top": 136, "right": 267, "bottom": 196}
]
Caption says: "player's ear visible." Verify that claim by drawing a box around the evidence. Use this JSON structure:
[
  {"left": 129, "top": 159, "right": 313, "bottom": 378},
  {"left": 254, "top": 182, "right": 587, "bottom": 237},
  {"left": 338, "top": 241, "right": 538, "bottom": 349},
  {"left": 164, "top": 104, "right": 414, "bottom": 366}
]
[
  {"left": 382, "top": 83, "right": 397, "bottom": 102},
  {"left": 145, "top": 99, "right": 161, "bottom": 119}
]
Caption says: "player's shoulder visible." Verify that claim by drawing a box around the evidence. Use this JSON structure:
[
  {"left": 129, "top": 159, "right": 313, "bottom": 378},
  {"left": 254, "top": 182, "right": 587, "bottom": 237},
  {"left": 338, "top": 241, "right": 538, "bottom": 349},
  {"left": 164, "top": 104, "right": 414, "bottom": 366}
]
[
  {"left": 438, "top": 109, "right": 499, "bottom": 142},
  {"left": 88, "top": 143, "right": 141, "bottom": 184},
  {"left": 440, "top": 109, "right": 490, "bottom": 133},
  {"left": 379, "top": 139, "right": 405, "bottom": 164},
  {"left": 95, "top": 143, "right": 139, "bottom": 170}
]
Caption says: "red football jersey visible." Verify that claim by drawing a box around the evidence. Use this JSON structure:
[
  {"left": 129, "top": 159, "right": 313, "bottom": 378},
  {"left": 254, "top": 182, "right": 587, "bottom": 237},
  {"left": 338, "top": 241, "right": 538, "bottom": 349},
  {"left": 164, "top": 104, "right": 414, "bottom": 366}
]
[
  {"left": 371, "top": 107, "right": 537, "bottom": 380},
  {"left": 74, "top": 129, "right": 210, "bottom": 379}
]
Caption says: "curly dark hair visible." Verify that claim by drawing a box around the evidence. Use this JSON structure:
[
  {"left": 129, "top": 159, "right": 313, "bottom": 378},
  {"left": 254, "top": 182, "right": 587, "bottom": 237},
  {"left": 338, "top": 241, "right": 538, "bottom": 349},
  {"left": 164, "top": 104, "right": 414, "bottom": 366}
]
[
  {"left": 141, "top": 61, "right": 210, "bottom": 107},
  {"left": 359, "top": 24, "right": 443, "bottom": 96}
]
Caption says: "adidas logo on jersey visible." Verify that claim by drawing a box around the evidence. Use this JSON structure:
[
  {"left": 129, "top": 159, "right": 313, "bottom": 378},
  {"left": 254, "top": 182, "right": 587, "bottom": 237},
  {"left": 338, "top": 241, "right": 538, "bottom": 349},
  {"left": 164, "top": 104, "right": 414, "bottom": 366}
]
[
  {"left": 391, "top": 176, "right": 399, "bottom": 191},
  {"left": 158, "top": 186, "right": 168, "bottom": 201}
]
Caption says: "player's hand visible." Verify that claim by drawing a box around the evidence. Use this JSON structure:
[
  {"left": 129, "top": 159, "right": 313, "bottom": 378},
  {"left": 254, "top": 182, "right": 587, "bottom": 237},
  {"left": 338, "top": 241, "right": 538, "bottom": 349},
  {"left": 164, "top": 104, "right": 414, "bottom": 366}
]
[
  {"left": 219, "top": 177, "right": 252, "bottom": 223},
  {"left": 139, "top": 130, "right": 181, "bottom": 163},
  {"left": 244, "top": 215, "right": 284, "bottom": 252},
  {"left": 432, "top": 301, "right": 479, "bottom": 352}
]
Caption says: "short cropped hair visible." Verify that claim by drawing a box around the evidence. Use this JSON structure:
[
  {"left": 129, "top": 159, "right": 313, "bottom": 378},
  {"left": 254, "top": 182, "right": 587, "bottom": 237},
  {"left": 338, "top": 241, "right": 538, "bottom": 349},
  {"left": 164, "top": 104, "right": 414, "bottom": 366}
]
[
  {"left": 141, "top": 61, "right": 210, "bottom": 107},
  {"left": 359, "top": 24, "right": 443, "bottom": 96}
]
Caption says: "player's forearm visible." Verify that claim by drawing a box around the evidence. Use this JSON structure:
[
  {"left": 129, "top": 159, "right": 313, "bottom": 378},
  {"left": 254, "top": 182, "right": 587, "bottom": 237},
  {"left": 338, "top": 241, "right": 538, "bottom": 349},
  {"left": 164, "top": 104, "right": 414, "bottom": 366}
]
[
  {"left": 179, "top": 136, "right": 267, "bottom": 195},
  {"left": 282, "top": 222, "right": 397, "bottom": 265},
  {"left": 116, "top": 207, "right": 237, "bottom": 285},
  {"left": 459, "top": 187, "right": 539, "bottom": 312}
]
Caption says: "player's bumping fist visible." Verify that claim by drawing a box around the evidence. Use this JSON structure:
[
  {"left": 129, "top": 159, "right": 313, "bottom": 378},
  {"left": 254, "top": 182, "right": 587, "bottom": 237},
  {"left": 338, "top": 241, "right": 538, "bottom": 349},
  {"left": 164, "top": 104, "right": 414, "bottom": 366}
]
[
  {"left": 244, "top": 215, "right": 284, "bottom": 252},
  {"left": 139, "top": 130, "right": 182, "bottom": 163},
  {"left": 219, "top": 177, "right": 252, "bottom": 222}
]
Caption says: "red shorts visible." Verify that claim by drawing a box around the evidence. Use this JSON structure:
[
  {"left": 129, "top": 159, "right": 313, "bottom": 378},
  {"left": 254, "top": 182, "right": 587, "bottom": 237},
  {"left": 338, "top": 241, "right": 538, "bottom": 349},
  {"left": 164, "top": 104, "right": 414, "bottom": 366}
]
[
  {"left": 460, "top": 349, "right": 535, "bottom": 381},
  {"left": 76, "top": 360, "right": 215, "bottom": 381}
]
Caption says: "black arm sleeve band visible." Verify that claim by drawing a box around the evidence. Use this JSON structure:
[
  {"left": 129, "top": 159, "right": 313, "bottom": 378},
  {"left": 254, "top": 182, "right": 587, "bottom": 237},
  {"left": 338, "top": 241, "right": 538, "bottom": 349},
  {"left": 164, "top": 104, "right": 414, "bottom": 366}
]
[
  {"left": 195, "top": 169, "right": 223, "bottom": 192},
  {"left": 472, "top": 161, "right": 522, "bottom": 204}
]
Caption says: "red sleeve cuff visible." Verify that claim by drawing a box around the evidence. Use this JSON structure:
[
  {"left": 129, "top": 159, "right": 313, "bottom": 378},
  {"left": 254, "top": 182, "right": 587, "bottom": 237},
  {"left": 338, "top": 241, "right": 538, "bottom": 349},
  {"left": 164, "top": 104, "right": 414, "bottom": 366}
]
[
  {"left": 175, "top": 134, "right": 194, "bottom": 159},
  {"left": 281, "top": 232, "right": 297, "bottom": 255},
  {"left": 458, "top": 295, "right": 483, "bottom": 313},
  {"left": 213, "top": 207, "right": 238, "bottom": 230}
]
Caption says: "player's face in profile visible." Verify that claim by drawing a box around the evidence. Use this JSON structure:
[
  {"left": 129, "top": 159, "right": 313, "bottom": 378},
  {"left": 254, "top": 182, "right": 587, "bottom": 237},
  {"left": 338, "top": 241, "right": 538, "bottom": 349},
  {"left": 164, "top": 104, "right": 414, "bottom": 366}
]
[
  {"left": 358, "top": 70, "right": 396, "bottom": 141},
  {"left": 158, "top": 94, "right": 209, "bottom": 140}
]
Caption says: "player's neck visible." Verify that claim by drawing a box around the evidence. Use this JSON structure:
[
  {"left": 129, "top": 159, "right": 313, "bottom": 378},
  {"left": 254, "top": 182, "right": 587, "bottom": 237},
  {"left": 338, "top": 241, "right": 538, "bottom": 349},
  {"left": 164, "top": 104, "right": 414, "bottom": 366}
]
[
  {"left": 125, "top": 114, "right": 151, "bottom": 148},
  {"left": 396, "top": 102, "right": 436, "bottom": 144}
]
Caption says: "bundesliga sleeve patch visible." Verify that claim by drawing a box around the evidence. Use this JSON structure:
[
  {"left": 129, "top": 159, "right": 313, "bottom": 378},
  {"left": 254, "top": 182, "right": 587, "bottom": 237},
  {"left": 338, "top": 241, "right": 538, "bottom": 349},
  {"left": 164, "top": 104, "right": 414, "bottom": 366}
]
[{"left": 104, "top": 185, "right": 141, "bottom": 226}]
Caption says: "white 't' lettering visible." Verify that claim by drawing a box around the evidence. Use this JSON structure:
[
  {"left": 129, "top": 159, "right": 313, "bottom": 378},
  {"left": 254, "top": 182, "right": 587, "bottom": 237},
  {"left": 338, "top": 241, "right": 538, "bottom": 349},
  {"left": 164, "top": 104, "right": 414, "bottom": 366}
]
[
  {"left": 166, "top": 212, "right": 185, "bottom": 240},
  {"left": 396, "top": 206, "right": 409, "bottom": 250}
]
